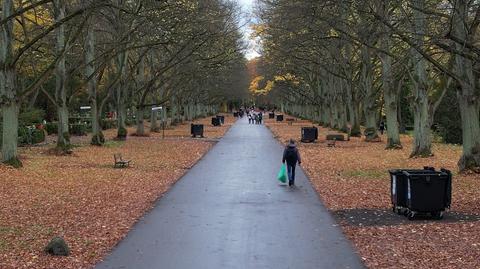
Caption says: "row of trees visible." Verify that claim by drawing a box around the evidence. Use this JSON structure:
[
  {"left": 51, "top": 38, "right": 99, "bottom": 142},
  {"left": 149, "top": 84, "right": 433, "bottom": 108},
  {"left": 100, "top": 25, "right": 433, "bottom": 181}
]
[
  {"left": 255, "top": 0, "right": 480, "bottom": 171},
  {"left": 0, "top": 0, "right": 247, "bottom": 166}
]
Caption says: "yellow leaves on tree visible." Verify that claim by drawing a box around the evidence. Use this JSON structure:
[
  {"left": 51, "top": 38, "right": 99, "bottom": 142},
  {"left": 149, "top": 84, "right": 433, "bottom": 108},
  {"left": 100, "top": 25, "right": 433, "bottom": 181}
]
[
  {"left": 249, "top": 73, "right": 301, "bottom": 96},
  {"left": 249, "top": 75, "right": 266, "bottom": 95}
]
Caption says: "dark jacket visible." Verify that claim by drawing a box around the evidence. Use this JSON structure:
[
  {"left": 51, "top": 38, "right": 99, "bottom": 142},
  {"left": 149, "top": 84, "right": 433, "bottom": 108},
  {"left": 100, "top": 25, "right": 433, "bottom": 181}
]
[{"left": 282, "top": 143, "right": 301, "bottom": 165}]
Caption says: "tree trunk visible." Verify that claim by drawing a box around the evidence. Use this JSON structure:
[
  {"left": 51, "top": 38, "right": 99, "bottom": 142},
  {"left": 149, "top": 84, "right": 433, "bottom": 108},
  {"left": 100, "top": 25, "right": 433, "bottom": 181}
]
[
  {"left": 457, "top": 93, "right": 480, "bottom": 171},
  {"left": 54, "top": 0, "right": 72, "bottom": 152},
  {"left": 2, "top": 103, "right": 20, "bottom": 167},
  {"left": 84, "top": 18, "right": 104, "bottom": 146},
  {"left": 364, "top": 107, "right": 378, "bottom": 141},
  {"left": 361, "top": 47, "right": 380, "bottom": 141},
  {"left": 57, "top": 105, "right": 70, "bottom": 150},
  {"left": 452, "top": 0, "right": 480, "bottom": 171},
  {"left": 116, "top": 99, "right": 127, "bottom": 139},
  {"left": 410, "top": 0, "right": 432, "bottom": 157},
  {"left": 384, "top": 89, "right": 402, "bottom": 148},
  {"left": 411, "top": 97, "right": 432, "bottom": 157},
  {"left": 1, "top": 0, "right": 21, "bottom": 166},
  {"left": 378, "top": 1, "right": 402, "bottom": 149},
  {"left": 136, "top": 106, "right": 145, "bottom": 136}
]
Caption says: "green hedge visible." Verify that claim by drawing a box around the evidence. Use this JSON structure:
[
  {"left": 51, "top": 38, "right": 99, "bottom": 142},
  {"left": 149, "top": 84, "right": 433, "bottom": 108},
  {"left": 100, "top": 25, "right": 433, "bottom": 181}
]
[
  {"left": 101, "top": 119, "right": 117, "bottom": 130},
  {"left": 0, "top": 126, "right": 46, "bottom": 146},
  {"left": 19, "top": 109, "right": 45, "bottom": 126},
  {"left": 45, "top": 122, "right": 58, "bottom": 135},
  {"left": 69, "top": 123, "right": 88, "bottom": 136}
]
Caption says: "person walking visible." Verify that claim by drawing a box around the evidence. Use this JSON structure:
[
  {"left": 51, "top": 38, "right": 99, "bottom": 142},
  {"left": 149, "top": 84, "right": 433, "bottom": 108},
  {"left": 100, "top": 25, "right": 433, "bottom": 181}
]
[
  {"left": 282, "top": 139, "right": 302, "bottom": 187},
  {"left": 379, "top": 121, "right": 385, "bottom": 135}
]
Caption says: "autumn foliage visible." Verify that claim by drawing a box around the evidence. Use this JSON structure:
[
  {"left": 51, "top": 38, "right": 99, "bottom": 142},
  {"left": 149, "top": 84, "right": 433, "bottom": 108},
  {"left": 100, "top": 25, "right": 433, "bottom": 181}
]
[{"left": 0, "top": 116, "right": 234, "bottom": 269}]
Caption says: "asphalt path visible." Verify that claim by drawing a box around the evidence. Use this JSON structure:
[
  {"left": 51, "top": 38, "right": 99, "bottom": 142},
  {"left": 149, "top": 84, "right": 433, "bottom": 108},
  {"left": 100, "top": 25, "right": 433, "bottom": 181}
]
[{"left": 95, "top": 117, "right": 365, "bottom": 269}]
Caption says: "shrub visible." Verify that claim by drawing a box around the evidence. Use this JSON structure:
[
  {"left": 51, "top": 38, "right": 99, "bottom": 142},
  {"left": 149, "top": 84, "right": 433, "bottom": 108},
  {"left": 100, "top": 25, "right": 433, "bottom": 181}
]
[
  {"left": 434, "top": 85, "right": 462, "bottom": 144},
  {"left": 45, "top": 122, "right": 58, "bottom": 135},
  {"left": 100, "top": 119, "right": 117, "bottom": 130},
  {"left": 19, "top": 109, "right": 45, "bottom": 126},
  {"left": 31, "top": 129, "right": 46, "bottom": 144},
  {"left": 91, "top": 133, "right": 105, "bottom": 146},
  {"left": 116, "top": 126, "right": 127, "bottom": 140},
  {"left": 17, "top": 127, "right": 46, "bottom": 145},
  {"left": 69, "top": 123, "right": 87, "bottom": 136}
]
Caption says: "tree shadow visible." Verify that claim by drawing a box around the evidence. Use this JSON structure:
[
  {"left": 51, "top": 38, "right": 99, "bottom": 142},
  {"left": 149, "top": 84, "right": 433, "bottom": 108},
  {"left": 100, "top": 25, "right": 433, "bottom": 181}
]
[{"left": 332, "top": 208, "right": 480, "bottom": 227}]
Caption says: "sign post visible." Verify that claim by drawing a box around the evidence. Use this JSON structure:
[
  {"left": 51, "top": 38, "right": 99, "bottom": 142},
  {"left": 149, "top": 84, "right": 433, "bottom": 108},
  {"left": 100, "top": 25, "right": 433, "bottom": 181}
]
[{"left": 152, "top": 107, "right": 165, "bottom": 139}]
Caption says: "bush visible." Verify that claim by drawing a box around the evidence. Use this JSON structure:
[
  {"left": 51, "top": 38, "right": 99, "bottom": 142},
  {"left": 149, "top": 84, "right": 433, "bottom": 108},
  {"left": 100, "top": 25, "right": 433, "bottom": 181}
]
[
  {"left": 116, "top": 126, "right": 127, "bottom": 140},
  {"left": 69, "top": 123, "right": 87, "bottom": 136},
  {"left": 100, "top": 119, "right": 117, "bottom": 130},
  {"left": 19, "top": 109, "right": 45, "bottom": 126},
  {"left": 45, "top": 122, "right": 58, "bottom": 135},
  {"left": 18, "top": 127, "right": 30, "bottom": 145},
  {"left": 0, "top": 125, "right": 45, "bottom": 148},
  {"left": 434, "top": 85, "right": 462, "bottom": 144},
  {"left": 91, "top": 133, "right": 105, "bottom": 146},
  {"left": 125, "top": 119, "right": 134, "bottom": 127},
  {"left": 16, "top": 127, "right": 46, "bottom": 145},
  {"left": 31, "top": 129, "right": 46, "bottom": 144}
]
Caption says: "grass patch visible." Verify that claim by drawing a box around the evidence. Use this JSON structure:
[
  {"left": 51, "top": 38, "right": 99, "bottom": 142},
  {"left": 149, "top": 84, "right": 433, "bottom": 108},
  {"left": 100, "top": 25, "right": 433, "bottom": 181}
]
[
  {"left": 0, "top": 239, "right": 8, "bottom": 251},
  {"left": 104, "top": 141, "right": 124, "bottom": 148},
  {"left": 343, "top": 169, "right": 386, "bottom": 180},
  {"left": 0, "top": 226, "right": 21, "bottom": 236}
]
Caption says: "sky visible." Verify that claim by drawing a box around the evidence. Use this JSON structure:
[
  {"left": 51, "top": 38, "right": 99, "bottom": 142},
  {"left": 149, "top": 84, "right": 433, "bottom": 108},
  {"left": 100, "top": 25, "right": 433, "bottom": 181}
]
[{"left": 236, "top": 0, "right": 261, "bottom": 60}]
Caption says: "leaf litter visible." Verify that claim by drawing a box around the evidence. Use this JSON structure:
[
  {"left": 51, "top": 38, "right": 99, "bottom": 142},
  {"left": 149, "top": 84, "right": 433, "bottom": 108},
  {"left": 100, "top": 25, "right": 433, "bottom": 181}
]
[
  {"left": 0, "top": 115, "right": 234, "bottom": 269},
  {"left": 265, "top": 116, "right": 480, "bottom": 269}
]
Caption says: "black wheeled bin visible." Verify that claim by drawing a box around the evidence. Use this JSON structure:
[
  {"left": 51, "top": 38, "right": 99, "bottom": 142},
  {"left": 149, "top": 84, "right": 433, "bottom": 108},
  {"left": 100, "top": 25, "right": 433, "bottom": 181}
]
[
  {"left": 301, "top": 127, "right": 318, "bottom": 143},
  {"left": 389, "top": 167, "right": 435, "bottom": 215},
  {"left": 276, "top": 114, "right": 284, "bottom": 121},
  {"left": 404, "top": 169, "right": 451, "bottom": 219},
  {"left": 216, "top": 115, "right": 225, "bottom": 125},
  {"left": 191, "top": 124, "right": 204, "bottom": 138},
  {"left": 212, "top": 117, "right": 221, "bottom": 126},
  {"left": 269, "top": 112, "right": 275, "bottom": 119}
]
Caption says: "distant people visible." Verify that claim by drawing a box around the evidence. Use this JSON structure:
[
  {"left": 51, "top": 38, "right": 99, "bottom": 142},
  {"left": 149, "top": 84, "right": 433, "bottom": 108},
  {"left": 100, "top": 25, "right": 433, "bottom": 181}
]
[
  {"left": 258, "top": 112, "right": 263, "bottom": 124},
  {"left": 379, "top": 121, "right": 385, "bottom": 135},
  {"left": 282, "top": 139, "right": 302, "bottom": 187}
]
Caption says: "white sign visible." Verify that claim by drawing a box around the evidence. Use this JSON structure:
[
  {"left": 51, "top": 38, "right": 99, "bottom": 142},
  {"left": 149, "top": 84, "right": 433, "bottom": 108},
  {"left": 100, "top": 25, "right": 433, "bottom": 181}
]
[
  {"left": 152, "top": 106, "right": 163, "bottom": 111},
  {"left": 80, "top": 106, "right": 91, "bottom": 110}
]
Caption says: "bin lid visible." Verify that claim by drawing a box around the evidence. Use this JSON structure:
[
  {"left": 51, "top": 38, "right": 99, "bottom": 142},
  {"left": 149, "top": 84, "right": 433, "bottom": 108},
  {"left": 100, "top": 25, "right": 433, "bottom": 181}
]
[{"left": 402, "top": 170, "right": 448, "bottom": 177}]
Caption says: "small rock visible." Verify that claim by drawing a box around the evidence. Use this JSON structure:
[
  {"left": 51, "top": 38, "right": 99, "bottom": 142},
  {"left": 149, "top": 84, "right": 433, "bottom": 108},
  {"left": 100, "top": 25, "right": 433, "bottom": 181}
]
[{"left": 45, "top": 237, "right": 70, "bottom": 256}]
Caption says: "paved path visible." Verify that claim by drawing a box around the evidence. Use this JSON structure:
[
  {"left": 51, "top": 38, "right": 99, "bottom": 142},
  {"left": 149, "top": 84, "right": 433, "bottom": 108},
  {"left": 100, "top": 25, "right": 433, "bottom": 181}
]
[{"left": 96, "top": 118, "right": 365, "bottom": 269}]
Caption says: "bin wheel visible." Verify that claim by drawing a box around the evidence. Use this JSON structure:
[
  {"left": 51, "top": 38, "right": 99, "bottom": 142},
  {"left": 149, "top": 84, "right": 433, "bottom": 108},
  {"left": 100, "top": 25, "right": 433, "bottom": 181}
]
[
  {"left": 407, "top": 211, "right": 416, "bottom": 220},
  {"left": 394, "top": 207, "right": 404, "bottom": 215},
  {"left": 432, "top": 211, "right": 444, "bottom": 220}
]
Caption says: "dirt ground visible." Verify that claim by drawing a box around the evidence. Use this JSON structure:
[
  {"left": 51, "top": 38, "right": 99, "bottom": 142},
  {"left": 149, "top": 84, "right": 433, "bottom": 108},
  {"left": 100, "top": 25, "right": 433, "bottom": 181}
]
[
  {"left": 265, "top": 116, "right": 480, "bottom": 269},
  {"left": 0, "top": 115, "right": 234, "bottom": 269}
]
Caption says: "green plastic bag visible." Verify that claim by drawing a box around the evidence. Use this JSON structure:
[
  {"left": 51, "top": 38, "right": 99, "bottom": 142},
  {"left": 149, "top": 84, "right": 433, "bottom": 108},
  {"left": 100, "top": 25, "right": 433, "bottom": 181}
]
[{"left": 277, "top": 164, "right": 287, "bottom": 183}]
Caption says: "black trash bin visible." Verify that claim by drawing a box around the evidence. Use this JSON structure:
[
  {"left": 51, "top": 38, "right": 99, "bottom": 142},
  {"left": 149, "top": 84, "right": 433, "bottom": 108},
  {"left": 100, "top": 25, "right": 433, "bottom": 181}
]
[
  {"left": 212, "top": 117, "right": 221, "bottom": 126},
  {"left": 276, "top": 114, "right": 284, "bottom": 121},
  {"left": 404, "top": 169, "right": 451, "bottom": 219},
  {"left": 269, "top": 112, "right": 275, "bottom": 119},
  {"left": 191, "top": 124, "right": 204, "bottom": 138},
  {"left": 233, "top": 112, "right": 239, "bottom": 117},
  {"left": 389, "top": 167, "right": 435, "bottom": 215},
  {"left": 216, "top": 115, "right": 225, "bottom": 125},
  {"left": 301, "top": 127, "right": 318, "bottom": 143}
]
